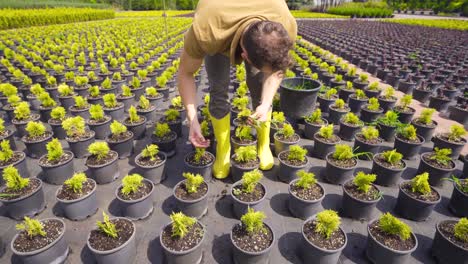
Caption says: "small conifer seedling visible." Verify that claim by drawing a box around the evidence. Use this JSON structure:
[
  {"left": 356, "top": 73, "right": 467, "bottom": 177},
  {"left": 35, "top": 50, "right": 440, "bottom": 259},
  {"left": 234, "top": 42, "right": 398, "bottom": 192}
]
[
  {"left": 378, "top": 213, "right": 411, "bottom": 240},
  {"left": 382, "top": 149, "right": 403, "bottom": 165},
  {"left": 154, "top": 122, "right": 172, "bottom": 138},
  {"left": 97, "top": 212, "right": 118, "bottom": 238},
  {"left": 16, "top": 217, "right": 46, "bottom": 238},
  {"left": 14, "top": 102, "right": 31, "bottom": 120},
  {"left": 361, "top": 126, "right": 379, "bottom": 141},
  {"left": 318, "top": 124, "right": 334, "bottom": 139},
  {"left": 241, "top": 208, "right": 266, "bottom": 235},
  {"left": 295, "top": 170, "right": 317, "bottom": 189},
  {"left": 25, "top": 121, "right": 46, "bottom": 138},
  {"left": 367, "top": 98, "right": 380, "bottom": 111},
  {"left": 305, "top": 109, "right": 323, "bottom": 124},
  {"left": 447, "top": 124, "right": 467, "bottom": 142},
  {"left": 240, "top": 169, "right": 263, "bottom": 194},
  {"left": 103, "top": 94, "right": 118, "bottom": 108},
  {"left": 50, "top": 107, "right": 66, "bottom": 120},
  {"left": 141, "top": 144, "right": 159, "bottom": 161},
  {"left": 64, "top": 172, "right": 87, "bottom": 193},
  {"left": 121, "top": 174, "right": 143, "bottom": 196},
  {"left": 0, "top": 140, "right": 14, "bottom": 163},
  {"left": 287, "top": 145, "right": 308, "bottom": 163},
  {"left": 62, "top": 116, "right": 86, "bottom": 137},
  {"left": 234, "top": 146, "right": 257, "bottom": 163},
  {"left": 110, "top": 120, "right": 127, "bottom": 136},
  {"left": 170, "top": 212, "right": 196, "bottom": 239},
  {"left": 353, "top": 171, "right": 377, "bottom": 193},
  {"left": 315, "top": 210, "right": 341, "bottom": 239},
  {"left": 3, "top": 166, "right": 29, "bottom": 191},
  {"left": 454, "top": 218, "right": 468, "bottom": 243},
  {"left": 46, "top": 138, "right": 63, "bottom": 162},
  {"left": 88, "top": 142, "right": 110, "bottom": 160},
  {"left": 89, "top": 104, "right": 105, "bottom": 121},
  {"left": 182, "top": 172, "right": 204, "bottom": 193},
  {"left": 410, "top": 172, "right": 431, "bottom": 195}
]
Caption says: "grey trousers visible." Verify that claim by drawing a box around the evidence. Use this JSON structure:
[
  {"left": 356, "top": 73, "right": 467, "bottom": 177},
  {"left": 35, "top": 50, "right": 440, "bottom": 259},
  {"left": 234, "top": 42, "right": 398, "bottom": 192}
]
[{"left": 204, "top": 54, "right": 263, "bottom": 119}]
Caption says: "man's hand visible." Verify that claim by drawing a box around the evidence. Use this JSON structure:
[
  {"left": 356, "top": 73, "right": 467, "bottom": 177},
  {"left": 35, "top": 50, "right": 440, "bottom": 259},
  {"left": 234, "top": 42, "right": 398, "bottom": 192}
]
[
  {"left": 251, "top": 103, "right": 271, "bottom": 122},
  {"left": 189, "top": 118, "right": 210, "bottom": 148}
]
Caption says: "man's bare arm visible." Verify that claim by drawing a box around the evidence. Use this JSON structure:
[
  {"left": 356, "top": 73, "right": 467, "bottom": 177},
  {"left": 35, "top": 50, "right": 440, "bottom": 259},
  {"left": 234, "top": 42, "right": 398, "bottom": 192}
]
[{"left": 178, "top": 49, "right": 203, "bottom": 123}]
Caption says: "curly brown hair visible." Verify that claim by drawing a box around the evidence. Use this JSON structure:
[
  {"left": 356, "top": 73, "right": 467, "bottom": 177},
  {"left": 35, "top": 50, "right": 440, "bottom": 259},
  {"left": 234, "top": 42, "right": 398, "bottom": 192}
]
[{"left": 242, "top": 21, "right": 293, "bottom": 72}]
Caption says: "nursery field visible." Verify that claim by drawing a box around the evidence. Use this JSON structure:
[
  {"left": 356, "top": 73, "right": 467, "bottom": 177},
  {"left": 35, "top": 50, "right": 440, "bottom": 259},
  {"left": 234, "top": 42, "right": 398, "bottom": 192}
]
[{"left": 0, "top": 13, "right": 467, "bottom": 264}]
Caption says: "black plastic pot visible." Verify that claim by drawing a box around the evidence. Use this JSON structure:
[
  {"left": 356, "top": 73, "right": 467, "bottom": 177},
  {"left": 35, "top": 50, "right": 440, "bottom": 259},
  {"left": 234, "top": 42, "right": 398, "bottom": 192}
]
[
  {"left": 360, "top": 106, "right": 383, "bottom": 123},
  {"left": 11, "top": 218, "right": 69, "bottom": 264},
  {"left": 348, "top": 95, "right": 368, "bottom": 114},
  {"left": 86, "top": 150, "right": 120, "bottom": 184},
  {"left": 134, "top": 152, "right": 167, "bottom": 184},
  {"left": 56, "top": 178, "right": 98, "bottom": 220},
  {"left": 371, "top": 153, "right": 407, "bottom": 187},
  {"left": 0, "top": 178, "right": 46, "bottom": 220},
  {"left": 301, "top": 215, "right": 347, "bottom": 264},
  {"left": 39, "top": 151, "right": 74, "bottom": 185},
  {"left": 304, "top": 119, "right": 328, "bottom": 140},
  {"left": 417, "top": 152, "right": 456, "bottom": 187},
  {"left": 125, "top": 117, "right": 147, "bottom": 140},
  {"left": 278, "top": 150, "right": 309, "bottom": 183},
  {"left": 0, "top": 151, "right": 30, "bottom": 183},
  {"left": 183, "top": 151, "right": 214, "bottom": 181},
  {"left": 395, "top": 181, "right": 440, "bottom": 221},
  {"left": 166, "top": 118, "right": 182, "bottom": 138},
  {"left": 353, "top": 135, "right": 381, "bottom": 161},
  {"left": 67, "top": 130, "right": 95, "bottom": 159},
  {"left": 366, "top": 218, "right": 417, "bottom": 264},
  {"left": 87, "top": 116, "right": 112, "bottom": 140},
  {"left": 115, "top": 179, "right": 154, "bottom": 220},
  {"left": 341, "top": 180, "right": 381, "bottom": 220},
  {"left": 288, "top": 179, "right": 324, "bottom": 220},
  {"left": 12, "top": 114, "right": 40, "bottom": 138},
  {"left": 377, "top": 97, "right": 397, "bottom": 112},
  {"left": 431, "top": 220, "right": 468, "bottom": 264},
  {"left": 377, "top": 123, "right": 397, "bottom": 142},
  {"left": 412, "top": 88, "right": 433, "bottom": 103},
  {"left": 312, "top": 133, "right": 341, "bottom": 160},
  {"left": 279, "top": 78, "right": 321, "bottom": 119},
  {"left": 428, "top": 96, "right": 451, "bottom": 112},
  {"left": 411, "top": 119, "right": 437, "bottom": 142},
  {"left": 398, "top": 81, "right": 415, "bottom": 94},
  {"left": 448, "top": 105, "right": 468, "bottom": 126},
  {"left": 338, "top": 88, "right": 355, "bottom": 102},
  {"left": 174, "top": 180, "right": 209, "bottom": 219},
  {"left": 339, "top": 120, "right": 362, "bottom": 141},
  {"left": 39, "top": 106, "right": 54, "bottom": 122},
  {"left": 58, "top": 95, "right": 75, "bottom": 110},
  {"left": 363, "top": 88, "right": 381, "bottom": 99},
  {"left": 161, "top": 221, "right": 205, "bottom": 264},
  {"left": 231, "top": 222, "right": 274, "bottom": 264},
  {"left": 70, "top": 106, "right": 90, "bottom": 119},
  {"left": 104, "top": 104, "right": 125, "bottom": 121},
  {"left": 137, "top": 107, "right": 157, "bottom": 124},
  {"left": 328, "top": 106, "right": 349, "bottom": 125},
  {"left": 274, "top": 133, "right": 300, "bottom": 157},
  {"left": 48, "top": 120, "right": 67, "bottom": 139},
  {"left": 0, "top": 129, "right": 16, "bottom": 150},
  {"left": 231, "top": 157, "right": 260, "bottom": 183},
  {"left": 318, "top": 95, "right": 336, "bottom": 114},
  {"left": 231, "top": 180, "right": 267, "bottom": 219},
  {"left": 394, "top": 134, "right": 425, "bottom": 160},
  {"left": 151, "top": 131, "right": 177, "bottom": 158},
  {"left": 106, "top": 132, "right": 134, "bottom": 159},
  {"left": 448, "top": 181, "right": 468, "bottom": 217},
  {"left": 22, "top": 132, "right": 53, "bottom": 159},
  {"left": 325, "top": 153, "right": 357, "bottom": 185},
  {"left": 396, "top": 108, "right": 415, "bottom": 124},
  {"left": 432, "top": 135, "right": 466, "bottom": 160},
  {"left": 117, "top": 95, "right": 135, "bottom": 112}
]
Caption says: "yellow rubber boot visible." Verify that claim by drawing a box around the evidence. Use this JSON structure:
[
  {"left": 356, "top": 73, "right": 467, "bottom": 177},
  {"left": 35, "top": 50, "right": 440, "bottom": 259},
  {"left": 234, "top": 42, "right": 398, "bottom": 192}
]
[
  {"left": 210, "top": 113, "right": 231, "bottom": 179},
  {"left": 257, "top": 111, "right": 274, "bottom": 170}
]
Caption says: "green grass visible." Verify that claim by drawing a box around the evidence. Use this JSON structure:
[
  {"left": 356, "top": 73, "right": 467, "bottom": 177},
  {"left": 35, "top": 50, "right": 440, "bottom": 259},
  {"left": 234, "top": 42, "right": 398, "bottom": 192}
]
[
  {"left": 0, "top": 0, "right": 111, "bottom": 9},
  {"left": 290, "top": 11, "right": 348, "bottom": 18},
  {"left": 382, "top": 19, "right": 468, "bottom": 31},
  {"left": 116, "top": 10, "right": 194, "bottom": 17}
]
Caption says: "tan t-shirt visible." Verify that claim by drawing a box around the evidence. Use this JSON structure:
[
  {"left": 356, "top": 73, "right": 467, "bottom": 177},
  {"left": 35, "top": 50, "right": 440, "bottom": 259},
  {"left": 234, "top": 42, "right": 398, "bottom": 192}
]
[{"left": 184, "top": 0, "right": 297, "bottom": 65}]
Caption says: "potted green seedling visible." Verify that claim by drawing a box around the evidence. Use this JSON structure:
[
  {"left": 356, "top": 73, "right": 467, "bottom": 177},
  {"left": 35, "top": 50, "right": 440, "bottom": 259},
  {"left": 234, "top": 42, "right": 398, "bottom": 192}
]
[
  {"left": 184, "top": 147, "right": 214, "bottom": 181},
  {"left": 87, "top": 104, "right": 112, "bottom": 140},
  {"left": 353, "top": 73, "right": 369, "bottom": 89},
  {"left": 62, "top": 116, "right": 95, "bottom": 158},
  {"left": 231, "top": 169, "right": 267, "bottom": 219},
  {"left": 156, "top": 75, "right": 169, "bottom": 100},
  {"left": 86, "top": 142, "right": 119, "bottom": 184},
  {"left": 395, "top": 172, "right": 440, "bottom": 221},
  {"left": 338, "top": 112, "right": 364, "bottom": 141},
  {"left": 376, "top": 110, "right": 401, "bottom": 142},
  {"left": 231, "top": 208, "right": 274, "bottom": 263},
  {"left": 278, "top": 145, "right": 308, "bottom": 183},
  {"left": 160, "top": 212, "right": 205, "bottom": 264},
  {"left": 231, "top": 96, "right": 249, "bottom": 120},
  {"left": 447, "top": 176, "right": 468, "bottom": 217},
  {"left": 411, "top": 108, "right": 437, "bottom": 141},
  {"left": 328, "top": 98, "right": 350, "bottom": 125},
  {"left": 116, "top": 85, "right": 135, "bottom": 112},
  {"left": 418, "top": 148, "right": 456, "bottom": 186},
  {"left": 57, "top": 84, "right": 76, "bottom": 110},
  {"left": 144, "top": 86, "right": 163, "bottom": 105},
  {"left": 47, "top": 106, "right": 68, "bottom": 139},
  {"left": 366, "top": 213, "right": 417, "bottom": 264},
  {"left": 331, "top": 74, "right": 345, "bottom": 90},
  {"left": 342, "top": 171, "right": 381, "bottom": 220},
  {"left": 4, "top": 94, "right": 23, "bottom": 121},
  {"left": 129, "top": 76, "right": 144, "bottom": 98},
  {"left": 170, "top": 96, "right": 186, "bottom": 121},
  {"left": 161, "top": 108, "right": 182, "bottom": 138},
  {"left": 231, "top": 145, "right": 259, "bottom": 182},
  {"left": 318, "top": 88, "right": 338, "bottom": 114},
  {"left": 394, "top": 124, "right": 425, "bottom": 160},
  {"left": 312, "top": 124, "right": 341, "bottom": 159},
  {"left": 102, "top": 93, "right": 125, "bottom": 121},
  {"left": 115, "top": 173, "right": 154, "bottom": 219},
  {"left": 394, "top": 95, "right": 415, "bottom": 124},
  {"left": 99, "top": 77, "right": 118, "bottom": 94},
  {"left": 325, "top": 144, "right": 368, "bottom": 185},
  {"left": 378, "top": 87, "right": 398, "bottom": 112},
  {"left": 288, "top": 170, "right": 324, "bottom": 219},
  {"left": 37, "top": 92, "right": 57, "bottom": 122},
  {"left": 106, "top": 120, "right": 134, "bottom": 159},
  {"left": 69, "top": 95, "right": 90, "bottom": 119},
  {"left": 304, "top": 108, "right": 328, "bottom": 140},
  {"left": 134, "top": 144, "right": 167, "bottom": 183},
  {"left": 360, "top": 97, "right": 383, "bottom": 123},
  {"left": 22, "top": 121, "right": 52, "bottom": 158},
  {"left": 87, "top": 212, "right": 136, "bottom": 264},
  {"left": 432, "top": 217, "right": 468, "bottom": 263},
  {"left": 111, "top": 72, "right": 126, "bottom": 90},
  {"left": 136, "top": 95, "right": 157, "bottom": 123},
  {"left": 123, "top": 106, "right": 146, "bottom": 139},
  {"left": 173, "top": 172, "right": 209, "bottom": 218},
  {"left": 274, "top": 123, "right": 300, "bottom": 156},
  {"left": 73, "top": 75, "right": 90, "bottom": 96},
  {"left": 348, "top": 89, "right": 368, "bottom": 114},
  {"left": 269, "top": 111, "right": 290, "bottom": 143},
  {"left": 371, "top": 149, "right": 407, "bottom": 186},
  {"left": 0, "top": 139, "right": 28, "bottom": 180},
  {"left": 152, "top": 122, "right": 177, "bottom": 157},
  {"left": 432, "top": 124, "right": 467, "bottom": 159},
  {"left": 0, "top": 118, "right": 15, "bottom": 149},
  {"left": 38, "top": 139, "right": 74, "bottom": 184},
  {"left": 12, "top": 102, "right": 40, "bottom": 138},
  {"left": 232, "top": 124, "right": 257, "bottom": 151},
  {"left": 56, "top": 172, "right": 98, "bottom": 220},
  {"left": 0, "top": 166, "right": 46, "bottom": 220},
  {"left": 11, "top": 217, "right": 69, "bottom": 264},
  {"left": 301, "top": 210, "right": 347, "bottom": 264},
  {"left": 353, "top": 126, "right": 382, "bottom": 160},
  {"left": 87, "top": 71, "right": 103, "bottom": 87},
  {"left": 87, "top": 85, "right": 103, "bottom": 105}
]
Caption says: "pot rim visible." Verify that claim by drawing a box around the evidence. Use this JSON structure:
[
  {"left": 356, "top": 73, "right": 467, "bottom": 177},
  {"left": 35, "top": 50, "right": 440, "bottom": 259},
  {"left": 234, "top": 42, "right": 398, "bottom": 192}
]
[
  {"left": 66, "top": 130, "right": 95, "bottom": 143},
  {"left": 39, "top": 150, "right": 74, "bottom": 168},
  {"left": 231, "top": 154, "right": 260, "bottom": 169},
  {"left": 289, "top": 179, "right": 325, "bottom": 203},
  {"left": 304, "top": 118, "right": 328, "bottom": 127},
  {"left": 360, "top": 105, "right": 384, "bottom": 113},
  {"left": 436, "top": 220, "right": 468, "bottom": 251},
  {"left": 152, "top": 131, "right": 177, "bottom": 143},
  {"left": 184, "top": 151, "right": 215, "bottom": 169},
  {"left": 0, "top": 128, "right": 14, "bottom": 139},
  {"left": 0, "top": 178, "right": 42, "bottom": 202},
  {"left": 342, "top": 179, "right": 381, "bottom": 204},
  {"left": 173, "top": 179, "right": 209, "bottom": 203},
  {"left": 372, "top": 153, "right": 407, "bottom": 172},
  {"left": 302, "top": 215, "right": 348, "bottom": 253},
  {"left": 86, "top": 115, "right": 112, "bottom": 126},
  {"left": 230, "top": 222, "right": 275, "bottom": 255},
  {"left": 434, "top": 134, "right": 467, "bottom": 146},
  {"left": 103, "top": 102, "right": 124, "bottom": 111},
  {"left": 367, "top": 218, "right": 418, "bottom": 254},
  {"left": 395, "top": 134, "right": 425, "bottom": 146},
  {"left": 87, "top": 217, "right": 136, "bottom": 254},
  {"left": 56, "top": 178, "right": 97, "bottom": 203},
  {"left": 115, "top": 178, "right": 154, "bottom": 203},
  {"left": 399, "top": 181, "right": 441, "bottom": 204},
  {"left": 86, "top": 150, "right": 118, "bottom": 168},
  {"left": 231, "top": 136, "right": 257, "bottom": 146},
  {"left": 273, "top": 132, "right": 300, "bottom": 145},
  {"left": 135, "top": 152, "right": 167, "bottom": 169},
  {"left": 278, "top": 150, "right": 309, "bottom": 169},
  {"left": 21, "top": 131, "right": 53, "bottom": 144},
  {"left": 11, "top": 218, "right": 66, "bottom": 256},
  {"left": 124, "top": 116, "right": 147, "bottom": 127},
  {"left": 12, "top": 113, "right": 40, "bottom": 125},
  {"left": 313, "top": 132, "right": 341, "bottom": 146},
  {"left": 160, "top": 220, "right": 206, "bottom": 255},
  {"left": 0, "top": 151, "right": 26, "bottom": 169},
  {"left": 280, "top": 77, "right": 321, "bottom": 93},
  {"left": 354, "top": 133, "right": 383, "bottom": 146},
  {"left": 453, "top": 181, "right": 468, "bottom": 197},
  {"left": 325, "top": 152, "right": 358, "bottom": 170},
  {"left": 420, "top": 152, "right": 456, "bottom": 172},
  {"left": 106, "top": 131, "right": 134, "bottom": 144},
  {"left": 230, "top": 180, "right": 267, "bottom": 206},
  {"left": 411, "top": 119, "right": 437, "bottom": 129}
]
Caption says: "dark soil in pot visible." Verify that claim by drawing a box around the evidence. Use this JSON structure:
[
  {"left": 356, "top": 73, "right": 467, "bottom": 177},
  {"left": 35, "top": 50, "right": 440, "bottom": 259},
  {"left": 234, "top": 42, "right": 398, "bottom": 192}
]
[
  {"left": 371, "top": 153, "right": 406, "bottom": 186},
  {"left": 174, "top": 180, "right": 209, "bottom": 219},
  {"left": 417, "top": 152, "right": 456, "bottom": 187},
  {"left": 86, "top": 150, "right": 119, "bottom": 184},
  {"left": 161, "top": 221, "right": 205, "bottom": 264},
  {"left": 270, "top": 120, "right": 290, "bottom": 143},
  {"left": 231, "top": 181, "right": 266, "bottom": 219},
  {"left": 394, "top": 106, "right": 415, "bottom": 124},
  {"left": 360, "top": 106, "right": 383, "bottom": 123},
  {"left": 432, "top": 220, "right": 468, "bottom": 264},
  {"left": 231, "top": 135, "right": 257, "bottom": 153},
  {"left": 106, "top": 131, "right": 134, "bottom": 159},
  {"left": 116, "top": 179, "right": 154, "bottom": 219},
  {"left": 184, "top": 151, "right": 214, "bottom": 181},
  {"left": 274, "top": 132, "right": 300, "bottom": 156},
  {"left": 0, "top": 178, "right": 46, "bottom": 220},
  {"left": 395, "top": 181, "right": 440, "bottom": 221},
  {"left": 56, "top": 178, "right": 98, "bottom": 220},
  {"left": 231, "top": 222, "right": 274, "bottom": 264},
  {"left": 433, "top": 134, "right": 467, "bottom": 160},
  {"left": 66, "top": 130, "right": 95, "bottom": 158},
  {"left": 342, "top": 180, "right": 381, "bottom": 220},
  {"left": 38, "top": 150, "right": 74, "bottom": 185},
  {"left": 304, "top": 118, "right": 327, "bottom": 140},
  {"left": 135, "top": 152, "right": 167, "bottom": 184},
  {"left": 87, "top": 115, "right": 112, "bottom": 140},
  {"left": 288, "top": 179, "right": 324, "bottom": 220},
  {"left": 325, "top": 153, "right": 357, "bottom": 185},
  {"left": 151, "top": 131, "right": 177, "bottom": 158},
  {"left": 12, "top": 218, "right": 63, "bottom": 252},
  {"left": 124, "top": 116, "right": 147, "bottom": 139},
  {"left": 231, "top": 155, "right": 260, "bottom": 182},
  {"left": 278, "top": 150, "right": 308, "bottom": 183},
  {"left": 312, "top": 133, "right": 341, "bottom": 159},
  {"left": 22, "top": 131, "right": 53, "bottom": 159},
  {"left": 394, "top": 134, "right": 424, "bottom": 160}
]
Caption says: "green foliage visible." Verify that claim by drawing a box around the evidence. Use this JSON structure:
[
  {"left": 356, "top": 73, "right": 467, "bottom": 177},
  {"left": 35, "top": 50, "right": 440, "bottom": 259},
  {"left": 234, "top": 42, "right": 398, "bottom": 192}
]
[
  {"left": 182, "top": 172, "right": 204, "bottom": 193},
  {"left": 319, "top": 124, "right": 334, "bottom": 139},
  {"left": 277, "top": 123, "right": 295, "bottom": 139},
  {"left": 38, "top": 92, "right": 56, "bottom": 107},
  {"left": 121, "top": 174, "right": 143, "bottom": 196},
  {"left": 47, "top": 138, "right": 63, "bottom": 161},
  {"left": 7, "top": 95, "right": 21, "bottom": 107},
  {"left": 305, "top": 109, "right": 323, "bottom": 124},
  {"left": 324, "top": 88, "right": 337, "bottom": 99},
  {"left": 241, "top": 208, "right": 266, "bottom": 235},
  {"left": 25, "top": 121, "right": 46, "bottom": 137},
  {"left": 448, "top": 176, "right": 468, "bottom": 193},
  {"left": 315, "top": 210, "right": 341, "bottom": 239},
  {"left": 3, "top": 166, "right": 29, "bottom": 191},
  {"left": 359, "top": 74, "right": 369, "bottom": 83},
  {"left": 367, "top": 97, "right": 380, "bottom": 111},
  {"left": 145, "top": 87, "right": 158, "bottom": 97},
  {"left": 335, "top": 74, "right": 343, "bottom": 82},
  {"left": 141, "top": 144, "right": 159, "bottom": 161},
  {"left": 103, "top": 93, "right": 118, "bottom": 108},
  {"left": 154, "top": 122, "right": 171, "bottom": 138},
  {"left": 295, "top": 170, "right": 317, "bottom": 189},
  {"left": 14, "top": 102, "right": 31, "bottom": 120},
  {"left": 334, "top": 99, "right": 346, "bottom": 109},
  {"left": 128, "top": 106, "right": 140, "bottom": 123},
  {"left": 418, "top": 108, "right": 435, "bottom": 125},
  {"left": 342, "top": 112, "right": 362, "bottom": 126},
  {"left": 50, "top": 107, "right": 66, "bottom": 121},
  {"left": 378, "top": 110, "right": 400, "bottom": 126},
  {"left": 89, "top": 104, "right": 105, "bottom": 121},
  {"left": 0, "top": 140, "right": 14, "bottom": 162},
  {"left": 272, "top": 111, "right": 286, "bottom": 127},
  {"left": 382, "top": 149, "right": 403, "bottom": 165},
  {"left": 355, "top": 89, "right": 367, "bottom": 100},
  {"left": 200, "top": 120, "right": 210, "bottom": 137},
  {"left": 399, "top": 95, "right": 413, "bottom": 110},
  {"left": 193, "top": 147, "right": 205, "bottom": 163},
  {"left": 454, "top": 218, "right": 468, "bottom": 243},
  {"left": 287, "top": 145, "right": 308, "bottom": 162},
  {"left": 58, "top": 84, "right": 74, "bottom": 96},
  {"left": 429, "top": 148, "right": 452, "bottom": 166},
  {"left": 88, "top": 86, "right": 100, "bottom": 97},
  {"left": 378, "top": 213, "right": 412, "bottom": 240},
  {"left": 97, "top": 212, "right": 118, "bottom": 239},
  {"left": 361, "top": 126, "right": 380, "bottom": 140},
  {"left": 74, "top": 96, "right": 88, "bottom": 109},
  {"left": 234, "top": 146, "right": 257, "bottom": 163},
  {"left": 383, "top": 87, "right": 395, "bottom": 99},
  {"left": 138, "top": 95, "right": 151, "bottom": 110},
  {"left": 411, "top": 172, "right": 431, "bottom": 195},
  {"left": 368, "top": 82, "right": 380, "bottom": 91},
  {"left": 62, "top": 116, "right": 85, "bottom": 137},
  {"left": 170, "top": 212, "right": 196, "bottom": 239},
  {"left": 16, "top": 217, "right": 46, "bottom": 238},
  {"left": 110, "top": 120, "right": 127, "bottom": 135},
  {"left": 74, "top": 75, "right": 89, "bottom": 87},
  {"left": 327, "top": 2, "right": 393, "bottom": 18},
  {"left": 353, "top": 171, "right": 376, "bottom": 193},
  {"left": 384, "top": 19, "right": 468, "bottom": 31},
  {"left": 64, "top": 172, "right": 87, "bottom": 193},
  {"left": 398, "top": 124, "right": 417, "bottom": 140},
  {"left": 130, "top": 76, "right": 141, "bottom": 88},
  {"left": 235, "top": 125, "right": 253, "bottom": 141},
  {"left": 171, "top": 96, "right": 183, "bottom": 108},
  {"left": 232, "top": 96, "right": 249, "bottom": 110},
  {"left": 0, "top": 119, "right": 4, "bottom": 133},
  {"left": 88, "top": 142, "right": 110, "bottom": 160},
  {"left": 101, "top": 77, "right": 112, "bottom": 89},
  {"left": 241, "top": 169, "right": 263, "bottom": 193},
  {"left": 333, "top": 144, "right": 354, "bottom": 160},
  {"left": 448, "top": 124, "right": 467, "bottom": 141},
  {"left": 121, "top": 85, "right": 133, "bottom": 97}
]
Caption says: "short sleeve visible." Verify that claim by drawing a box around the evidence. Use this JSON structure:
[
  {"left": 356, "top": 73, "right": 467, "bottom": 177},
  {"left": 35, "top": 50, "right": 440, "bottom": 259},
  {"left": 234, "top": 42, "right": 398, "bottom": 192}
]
[{"left": 184, "top": 26, "right": 205, "bottom": 59}]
